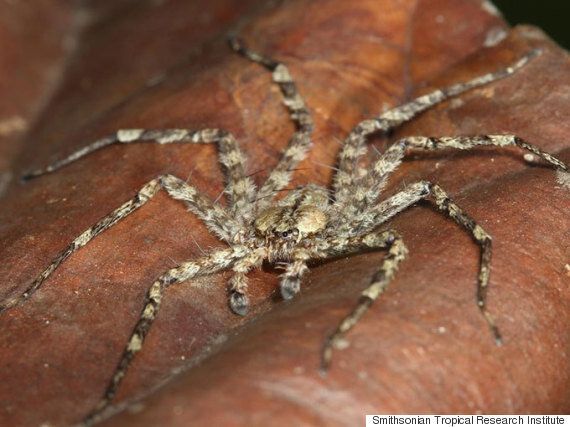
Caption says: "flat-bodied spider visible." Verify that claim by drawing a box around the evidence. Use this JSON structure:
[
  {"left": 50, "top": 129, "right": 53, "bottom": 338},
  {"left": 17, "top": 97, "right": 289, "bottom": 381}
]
[{"left": 2, "top": 36, "right": 568, "bottom": 426}]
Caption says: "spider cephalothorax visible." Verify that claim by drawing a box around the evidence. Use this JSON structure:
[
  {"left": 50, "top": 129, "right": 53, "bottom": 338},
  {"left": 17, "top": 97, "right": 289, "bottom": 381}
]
[
  {"left": 240, "top": 185, "right": 332, "bottom": 302},
  {"left": 2, "top": 36, "right": 568, "bottom": 427},
  {"left": 255, "top": 185, "right": 328, "bottom": 246}
]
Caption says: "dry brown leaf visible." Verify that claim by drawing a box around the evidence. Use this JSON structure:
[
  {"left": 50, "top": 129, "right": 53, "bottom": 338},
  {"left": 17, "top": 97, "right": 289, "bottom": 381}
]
[{"left": 0, "top": 1, "right": 569, "bottom": 426}]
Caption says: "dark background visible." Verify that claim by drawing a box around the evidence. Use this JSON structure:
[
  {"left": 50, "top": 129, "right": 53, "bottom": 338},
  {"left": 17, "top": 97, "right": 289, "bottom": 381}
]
[{"left": 494, "top": 1, "right": 570, "bottom": 49}]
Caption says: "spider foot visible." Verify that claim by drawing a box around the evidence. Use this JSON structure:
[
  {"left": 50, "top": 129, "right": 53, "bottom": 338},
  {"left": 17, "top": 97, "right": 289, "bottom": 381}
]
[
  {"left": 0, "top": 294, "right": 25, "bottom": 314},
  {"left": 280, "top": 277, "right": 301, "bottom": 300},
  {"left": 319, "top": 332, "right": 350, "bottom": 375},
  {"left": 229, "top": 291, "right": 250, "bottom": 316},
  {"left": 79, "top": 398, "right": 109, "bottom": 427},
  {"left": 480, "top": 305, "right": 503, "bottom": 346},
  {"left": 280, "top": 260, "right": 307, "bottom": 300},
  {"left": 21, "top": 169, "right": 43, "bottom": 182}
]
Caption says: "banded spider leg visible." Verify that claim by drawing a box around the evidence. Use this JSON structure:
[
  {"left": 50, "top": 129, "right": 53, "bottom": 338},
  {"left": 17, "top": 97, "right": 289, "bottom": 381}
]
[
  {"left": 6, "top": 39, "right": 316, "bottom": 426},
  {"left": 321, "top": 49, "right": 568, "bottom": 368}
]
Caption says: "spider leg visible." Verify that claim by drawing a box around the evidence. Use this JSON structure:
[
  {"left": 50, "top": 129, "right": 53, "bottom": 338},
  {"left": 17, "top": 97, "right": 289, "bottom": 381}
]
[
  {"left": 320, "top": 229, "right": 407, "bottom": 372},
  {"left": 229, "top": 272, "right": 250, "bottom": 315},
  {"left": 333, "top": 49, "right": 542, "bottom": 206},
  {"left": 22, "top": 128, "right": 257, "bottom": 220},
  {"left": 428, "top": 182, "right": 499, "bottom": 344},
  {"left": 82, "top": 246, "right": 247, "bottom": 427},
  {"left": 228, "top": 247, "right": 266, "bottom": 315},
  {"left": 229, "top": 37, "right": 314, "bottom": 205},
  {"left": 280, "top": 258, "right": 310, "bottom": 300},
  {"left": 344, "top": 180, "right": 500, "bottom": 347},
  {"left": 361, "top": 134, "right": 569, "bottom": 207},
  {"left": 0, "top": 174, "right": 241, "bottom": 313},
  {"left": 277, "top": 183, "right": 332, "bottom": 208}
]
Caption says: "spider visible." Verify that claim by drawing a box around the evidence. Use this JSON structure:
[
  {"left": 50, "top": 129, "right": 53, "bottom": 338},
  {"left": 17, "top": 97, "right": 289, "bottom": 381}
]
[{"left": 2, "top": 36, "right": 568, "bottom": 426}]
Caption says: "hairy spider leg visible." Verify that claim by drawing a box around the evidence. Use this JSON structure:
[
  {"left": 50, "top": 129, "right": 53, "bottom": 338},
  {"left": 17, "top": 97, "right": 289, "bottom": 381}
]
[
  {"left": 226, "top": 37, "right": 316, "bottom": 311},
  {"left": 228, "top": 247, "right": 267, "bottom": 315},
  {"left": 228, "top": 270, "right": 249, "bottom": 315},
  {"left": 333, "top": 49, "right": 542, "bottom": 210},
  {"left": 319, "top": 229, "right": 407, "bottom": 371},
  {"left": 83, "top": 246, "right": 248, "bottom": 427},
  {"left": 323, "top": 179, "right": 502, "bottom": 372},
  {"left": 362, "top": 135, "right": 568, "bottom": 206},
  {"left": 280, "top": 257, "right": 310, "bottom": 300},
  {"left": 229, "top": 37, "right": 315, "bottom": 205},
  {"left": 0, "top": 174, "right": 239, "bottom": 314},
  {"left": 22, "top": 128, "right": 257, "bottom": 223},
  {"left": 335, "top": 181, "right": 431, "bottom": 236},
  {"left": 275, "top": 183, "right": 332, "bottom": 206}
]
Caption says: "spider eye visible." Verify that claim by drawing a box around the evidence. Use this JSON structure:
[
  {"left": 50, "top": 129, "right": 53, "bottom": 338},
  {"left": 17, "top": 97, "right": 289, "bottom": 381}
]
[{"left": 278, "top": 229, "right": 299, "bottom": 239}]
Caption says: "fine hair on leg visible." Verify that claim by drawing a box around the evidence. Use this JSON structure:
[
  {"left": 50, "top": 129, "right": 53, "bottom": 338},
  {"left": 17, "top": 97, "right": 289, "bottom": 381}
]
[
  {"left": 1, "top": 174, "right": 242, "bottom": 313},
  {"left": 333, "top": 49, "right": 542, "bottom": 207},
  {"left": 360, "top": 134, "right": 569, "bottom": 210},
  {"left": 229, "top": 37, "right": 315, "bottom": 206},
  {"left": 83, "top": 246, "right": 247, "bottom": 426},
  {"left": 22, "top": 128, "right": 258, "bottom": 222},
  {"left": 320, "top": 229, "right": 407, "bottom": 372}
]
